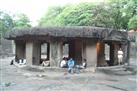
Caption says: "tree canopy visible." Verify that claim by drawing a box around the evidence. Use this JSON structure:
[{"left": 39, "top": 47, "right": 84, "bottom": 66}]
[
  {"left": 0, "top": 11, "right": 31, "bottom": 37},
  {"left": 128, "top": 15, "right": 137, "bottom": 30},
  {"left": 13, "top": 13, "right": 31, "bottom": 30},
  {"left": 39, "top": 0, "right": 137, "bottom": 30},
  {"left": 55, "top": 3, "right": 95, "bottom": 26},
  {"left": 39, "top": 3, "right": 95, "bottom": 26},
  {"left": 0, "top": 11, "right": 14, "bottom": 36},
  {"left": 39, "top": 6, "right": 64, "bottom": 26}
]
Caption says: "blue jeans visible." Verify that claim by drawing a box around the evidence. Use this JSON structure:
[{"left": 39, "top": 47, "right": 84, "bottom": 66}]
[{"left": 68, "top": 66, "right": 74, "bottom": 73}]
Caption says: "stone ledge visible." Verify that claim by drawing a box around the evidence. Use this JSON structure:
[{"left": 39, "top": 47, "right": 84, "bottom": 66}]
[{"left": 18, "top": 65, "right": 97, "bottom": 73}]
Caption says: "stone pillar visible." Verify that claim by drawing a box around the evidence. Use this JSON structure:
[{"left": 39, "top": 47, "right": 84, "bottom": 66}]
[
  {"left": 110, "top": 43, "right": 114, "bottom": 66},
  {"left": 127, "top": 41, "right": 130, "bottom": 65},
  {"left": 26, "top": 42, "right": 33, "bottom": 65},
  {"left": 12, "top": 40, "right": 15, "bottom": 54},
  {"left": 69, "top": 41, "right": 75, "bottom": 59},
  {"left": 74, "top": 40, "right": 82, "bottom": 64},
  {"left": 96, "top": 41, "right": 106, "bottom": 66},
  {"left": 85, "top": 40, "right": 97, "bottom": 67},
  {"left": 82, "top": 40, "right": 86, "bottom": 60},
  {"left": 26, "top": 41, "right": 41, "bottom": 65},
  {"left": 33, "top": 42, "right": 41, "bottom": 65},
  {"left": 15, "top": 41, "right": 25, "bottom": 60},
  {"left": 50, "top": 40, "right": 63, "bottom": 67},
  {"left": 47, "top": 43, "right": 50, "bottom": 60}
]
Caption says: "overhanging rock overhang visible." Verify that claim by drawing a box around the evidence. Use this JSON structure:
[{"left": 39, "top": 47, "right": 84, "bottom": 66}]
[
  {"left": 4, "top": 26, "right": 128, "bottom": 42},
  {"left": 102, "top": 30, "right": 128, "bottom": 43}
]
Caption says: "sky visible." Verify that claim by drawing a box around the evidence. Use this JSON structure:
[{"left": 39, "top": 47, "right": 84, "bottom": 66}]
[{"left": 0, "top": 0, "right": 105, "bottom": 26}]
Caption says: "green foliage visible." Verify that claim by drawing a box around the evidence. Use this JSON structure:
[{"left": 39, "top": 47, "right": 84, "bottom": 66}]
[
  {"left": 108, "top": 1, "right": 125, "bottom": 29},
  {"left": 0, "top": 11, "right": 31, "bottom": 37},
  {"left": 13, "top": 14, "right": 31, "bottom": 29},
  {"left": 123, "top": 0, "right": 137, "bottom": 17},
  {"left": 120, "top": 0, "right": 137, "bottom": 30},
  {"left": 126, "top": 0, "right": 137, "bottom": 30},
  {"left": 128, "top": 15, "right": 137, "bottom": 30},
  {"left": 38, "top": 0, "right": 137, "bottom": 30},
  {"left": 91, "top": 3, "right": 115, "bottom": 28},
  {"left": 91, "top": 0, "right": 134, "bottom": 30},
  {"left": 39, "top": 6, "right": 64, "bottom": 26},
  {"left": 39, "top": 3, "right": 95, "bottom": 26},
  {"left": 0, "top": 11, "right": 14, "bottom": 36},
  {"left": 56, "top": 3, "right": 95, "bottom": 26}
]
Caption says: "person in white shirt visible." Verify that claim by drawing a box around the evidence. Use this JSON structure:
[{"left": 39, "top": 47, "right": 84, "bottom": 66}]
[
  {"left": 77, "top": 59, "right": 87, "bottom": 69},
  {"left": 60, "top": 57, "right": 67, "bottom": 68},
  {"left": 82, "top": 59, "right": 87, "bottom": 68},
  {"left": 19, "top": 59, "right": 27, "bottom": 65},
  {"left": 118, "top": 48, "right": 123, "bottom": 65},
  {"left": 60, "top": 60, "right": 66, "bottom": 68},
  {"left": 41, "top": 60, "right": 50, "bottom": 67}
]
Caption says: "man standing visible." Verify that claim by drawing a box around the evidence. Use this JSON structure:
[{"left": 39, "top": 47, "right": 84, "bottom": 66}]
[
  {"left": 67, "top": 58, "right": 75, "bottom": 73},
  {"left": 118, "top": 48, "right": 123, "bottom": 65}
]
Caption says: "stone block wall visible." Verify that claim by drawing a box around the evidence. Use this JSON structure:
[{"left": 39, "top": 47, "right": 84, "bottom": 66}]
[{"left": 0, "top": 38, "right": 14, "bottom": 57}]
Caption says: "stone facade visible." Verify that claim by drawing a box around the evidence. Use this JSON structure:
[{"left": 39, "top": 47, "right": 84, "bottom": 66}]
[
  {"left": 5, "top": 27, "right": 128, "bottom": 67},
  {"left": 0, "top": 38, "right": 14, "bottom": 57}
]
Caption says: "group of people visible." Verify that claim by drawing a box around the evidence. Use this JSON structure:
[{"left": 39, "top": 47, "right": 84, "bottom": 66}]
[
  {"left": 10, "top": 47, "right": 123, "bottom": 72},
  {"left": 60, "top": 57, "right": 87, "bottom": 73},
  {"left": 10, "top": 58, "right": 27, "bottom": 65}
]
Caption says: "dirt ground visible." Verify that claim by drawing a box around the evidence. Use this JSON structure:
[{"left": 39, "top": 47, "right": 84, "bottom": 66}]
[{"left": 0, "top": 57, "right": 137, "bottom": 91}]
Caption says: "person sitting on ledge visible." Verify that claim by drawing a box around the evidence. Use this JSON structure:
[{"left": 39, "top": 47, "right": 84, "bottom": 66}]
[
  {"left": 67, "top": 58, "right": 75, "bottom": 73},
  {"left": 19, "top": 58, "right": 26, "bottom": 65},
  {"left": 76, "top": 59, "right": 87, "bottom": 69},
  {"left": 10, "top": 57, "right": 26, "bottom": 65},
  {"left": 60, "top": 57, "right": 67, "bottom": 68},
  {"left": 81, "top": 59, "right": 87, "bottom": 68},
  {"left": 41, "top": 59, "right": 50, "bottom": 67}
]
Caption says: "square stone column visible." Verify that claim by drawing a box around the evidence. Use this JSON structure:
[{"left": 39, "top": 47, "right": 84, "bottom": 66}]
[
  {"left": 15, "top": 41, "right": 25, "bottom": 60},
  {"left": 96, "top": 41, "right": 106, "bottom": 66},
  {"left": 84, "top": 40, "right": 97, "bottom": 67},
  {"left": 47, "top": 43, "right": 50, "bottom": 60},
  {"left": 33, "top": 42, "right": 41, "bottom": 65},
  {"left": 50, "top": 40, "right": 63, "bottom": 67},
  {"left": 26, "top": 42, "right": 33, "bottom": 65},
  {"left": 26, "top": 42, "right": 41, "bottom": 65}
]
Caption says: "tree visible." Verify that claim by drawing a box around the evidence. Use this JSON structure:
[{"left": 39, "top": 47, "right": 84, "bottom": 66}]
[
  {"left": 39, "top": 6, "right": 64, "bottom": 26},
  {"left": 91, "top": 0, "right": 133, "bottom": 30},
  {"left": 128, "top": 15, "right": 137, "bottom": 30},
  {"left": 0, "top": 11, "right": 14, "bottom": 36},
  {"left": 39, "top": 0, "right": 137, "bottom": 30},
  {"left": 13, "top": 14, "right": 31, "bottom": 29},
  {"left": 0, "top": 11, "right": 31, "bottom": 38},
  {"left": 124, "top": 0, "right": 137, "bottom": 30},
  {"left": 123, "top": 0, "right": 137, "bottom": 17},
  {"left": 108, "top": 0, "right": 137, "bottom": 30},
  {"left": 39, "top": 2, "right": 130, "bottom": 29},
  {"left": 91, "top": 3, "right": 115, "bottom": 28},
  {"left": 55, "top": 3, "right": 95, "bottom": 26},
  {"left": 39, "top": 3, "right": 95, "bottom": 26}
]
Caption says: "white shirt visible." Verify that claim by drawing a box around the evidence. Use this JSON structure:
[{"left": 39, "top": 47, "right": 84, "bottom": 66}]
[
  {"left": 83, "top": 62, "right": 86, "bottom": 66},
  {"left": 60, "top": 60, "right": 66, "bottom": 67},
  {"left": 118, "top": 50, "right": 123, "bottom": 58}
]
